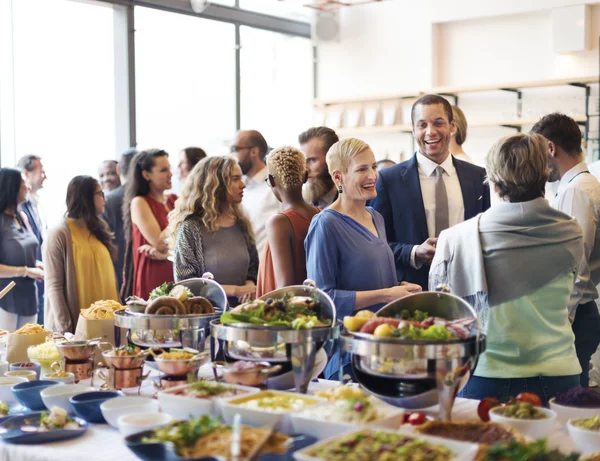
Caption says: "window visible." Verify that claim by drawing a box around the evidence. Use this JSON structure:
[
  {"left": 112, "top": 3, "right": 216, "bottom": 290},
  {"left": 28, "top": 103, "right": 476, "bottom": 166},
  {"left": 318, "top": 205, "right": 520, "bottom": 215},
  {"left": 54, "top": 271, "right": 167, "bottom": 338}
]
[
  {"left": 135, "top": 6, "right": 236, "bottom": 191},
  {"left": 240, "top": 26, "right": 313, "bottom": 148},
  {"left": 7, "top": 0, "right": 115, "bottom": 226},
  {"left": 239, "top": 1, "right": 312, "bottom": 21}
]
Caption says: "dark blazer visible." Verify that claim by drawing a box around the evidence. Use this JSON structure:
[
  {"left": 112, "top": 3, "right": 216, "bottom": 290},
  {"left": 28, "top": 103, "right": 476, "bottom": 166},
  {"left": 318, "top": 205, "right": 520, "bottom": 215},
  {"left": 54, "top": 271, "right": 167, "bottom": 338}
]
[
  {"left": 101, "top": 185, "right": 125, "bottom": 291},
  {"left": 370, "top": 154, "right": 491, "bottom": 289}
]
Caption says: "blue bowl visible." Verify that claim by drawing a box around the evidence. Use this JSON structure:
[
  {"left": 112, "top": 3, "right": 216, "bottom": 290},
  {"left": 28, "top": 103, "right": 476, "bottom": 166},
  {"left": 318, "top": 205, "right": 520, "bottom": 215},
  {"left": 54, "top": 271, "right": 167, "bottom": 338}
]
[
  {"left": 10, "top": 362, "right": 41, "bottom": 380},
  {"left": 69, "top": 391, "right": 120, "bottom": 424},
  {"left": 12, "top": 380, "right": 58, "bottom": 411}
]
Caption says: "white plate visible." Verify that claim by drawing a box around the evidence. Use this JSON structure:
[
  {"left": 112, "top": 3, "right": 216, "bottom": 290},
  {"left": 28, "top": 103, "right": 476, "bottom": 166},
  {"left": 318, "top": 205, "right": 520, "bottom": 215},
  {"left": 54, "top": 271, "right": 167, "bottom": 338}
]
[
  {"left": 220, "top": 390, "right": 325, "bottom": 434},
  {"left": 291, "top": 399, "right": 404, "bottom": 439},
  {"left": 157, "top": 382, "right": 260, "bottom": 420},
  {"left": 294, "top": 427, "right": 479, "bottom": 461}
]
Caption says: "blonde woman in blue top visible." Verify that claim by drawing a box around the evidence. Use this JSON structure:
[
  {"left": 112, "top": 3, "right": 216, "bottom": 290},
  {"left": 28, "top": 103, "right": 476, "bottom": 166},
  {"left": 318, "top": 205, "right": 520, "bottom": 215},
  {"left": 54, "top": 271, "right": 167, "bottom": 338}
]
[{"left": 305, "top": 138, "right": 421, "bottom": 379}]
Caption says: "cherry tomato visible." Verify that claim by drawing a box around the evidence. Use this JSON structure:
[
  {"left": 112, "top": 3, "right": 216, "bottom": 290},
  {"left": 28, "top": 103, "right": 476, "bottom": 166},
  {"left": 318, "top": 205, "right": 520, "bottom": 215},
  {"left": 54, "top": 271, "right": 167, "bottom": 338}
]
[
  {"left": 516, "top": 392, "right": 542, "bottom": 407},
  {"left": 407, "top": 412, "right": 426, "bottom": 425},
  {"left": 477, "top": 397, "right": 500, "bottom": 422}
]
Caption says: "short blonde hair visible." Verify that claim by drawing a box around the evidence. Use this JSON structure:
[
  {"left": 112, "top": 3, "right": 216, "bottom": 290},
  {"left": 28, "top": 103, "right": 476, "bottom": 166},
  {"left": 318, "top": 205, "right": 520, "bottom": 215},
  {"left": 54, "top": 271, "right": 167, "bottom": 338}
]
[
  {"left": 326, "top": 138, "right": 371, "bottom": 174},
  {"left": 452, "top": 106, "right": 468, "bottom": 146},
  {"left": 486, "top": 133, "right": 548, "bottom": 202},
  {"left": 266, "top": 146, "right": 306, "bottom": 190}
]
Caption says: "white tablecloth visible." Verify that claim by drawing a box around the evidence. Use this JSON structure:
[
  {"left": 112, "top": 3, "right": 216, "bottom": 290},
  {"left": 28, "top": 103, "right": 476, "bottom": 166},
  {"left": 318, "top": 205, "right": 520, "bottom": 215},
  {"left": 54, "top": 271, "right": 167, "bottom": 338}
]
[{"left": 0, "top": 369, "right": 578, "bottom": 461}]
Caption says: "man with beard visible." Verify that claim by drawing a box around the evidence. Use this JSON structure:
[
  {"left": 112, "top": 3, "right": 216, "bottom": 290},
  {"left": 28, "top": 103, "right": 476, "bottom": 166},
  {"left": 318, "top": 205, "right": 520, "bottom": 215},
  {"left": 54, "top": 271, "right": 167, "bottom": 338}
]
[
  {"left": 370, "top": 94, "right": 490, "bottom": 290},
  {"left": 98, "top": 160, "right": 121, "bottom": 192},
  {"left": 298, "top": 126, "right": 339, "bottom": 208},
  {"left": 231, "top": 130, "right": 281, "bottom": 255},
  {"left": 17, "top": 154, "right": 47, "bottom": 323},
  {"left": 532, "top": 113, "right": 600, "bottom": 388}
]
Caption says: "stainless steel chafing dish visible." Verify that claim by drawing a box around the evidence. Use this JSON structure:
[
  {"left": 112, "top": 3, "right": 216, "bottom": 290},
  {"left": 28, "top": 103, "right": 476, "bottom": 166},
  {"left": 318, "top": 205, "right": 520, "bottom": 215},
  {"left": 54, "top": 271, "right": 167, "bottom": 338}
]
[
  {"left": 114, "top": 273, "right": 227, "bottom": 351},
  {"left": 341, "top": 286, "right": 485, "bottom": 420},
  {"left": 210, "top": 280, "right": 341, "bottom": 394}
]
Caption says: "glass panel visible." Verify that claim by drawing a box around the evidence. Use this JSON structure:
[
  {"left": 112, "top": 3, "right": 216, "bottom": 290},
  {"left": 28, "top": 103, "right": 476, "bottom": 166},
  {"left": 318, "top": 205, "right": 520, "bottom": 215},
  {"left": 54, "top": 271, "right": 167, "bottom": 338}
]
[
  {"left": 239, "top": 0, "right": 312, "bottom": 21},
  {"left": 10, "top": 0, "right": 115, "bottom": 226},
  {"left": 135, "top": 6, "right": 236, "bottom": 190},
  {"left": 240, "top": 26, "right": 313, "bottom": 148}
]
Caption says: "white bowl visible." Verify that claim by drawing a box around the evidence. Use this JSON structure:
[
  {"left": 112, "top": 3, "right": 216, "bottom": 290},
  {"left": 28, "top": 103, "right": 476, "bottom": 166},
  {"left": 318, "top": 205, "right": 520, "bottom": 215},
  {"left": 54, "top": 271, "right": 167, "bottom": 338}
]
[
  {"left": 0, "top": 360, "right": 9, "bottom": 377},
  {"left": 101, "top": 396, "right": 159, "bottom": 428},
  {"left": 41, "top": 372, "right": 75, "bottom": 385},
  {"left": 568, "top": 419, "right": 600, "bottom": 454},
  {"left": 220, "top": 390, "right": 324, "bottom": 434},
  {"left": 291, "top": 400, "right": 404, "bottom": 440},
  {"left": 117, "top": 412, "right": 173, "bottom": 438},
  {"left": 157, "top": 382, "right": 259, "bottom": 420},
  {"left": 0, "top": 377, "right": 28, "bottom": 405},
  {"left": 549, "top": 398, "right": 600, "bottom": 425},
  {"left": 40, "top": 384, "right": 94, "bottom": 415},
  {"left": 489, "top": 406, "right": 557, "bottom": 439},
  {"left": 5, "top": 370, "right": 36, "bottom": 381},
  {"left": 294, "top": 427, "right": 479, "bottom": 461}
]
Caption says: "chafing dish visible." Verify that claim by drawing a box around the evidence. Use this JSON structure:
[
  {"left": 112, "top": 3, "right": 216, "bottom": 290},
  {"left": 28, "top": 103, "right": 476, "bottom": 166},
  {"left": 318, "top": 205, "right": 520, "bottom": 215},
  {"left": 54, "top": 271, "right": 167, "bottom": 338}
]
[
  {"left": 114, "top": 273, "right": 227, "bottom": 351},
  {"left": 210, "top": 280, "right": 340, "bottom": 393},
  {"left": 341, "top": 287, "right": 485, "bottom": 420}
]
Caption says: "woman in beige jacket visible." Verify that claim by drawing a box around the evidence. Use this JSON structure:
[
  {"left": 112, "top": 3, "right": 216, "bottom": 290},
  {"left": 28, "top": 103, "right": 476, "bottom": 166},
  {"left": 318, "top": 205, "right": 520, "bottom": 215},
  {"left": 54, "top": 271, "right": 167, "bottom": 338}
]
[{"left": 44, "top": 176, "right": 118, "bottom": 333}]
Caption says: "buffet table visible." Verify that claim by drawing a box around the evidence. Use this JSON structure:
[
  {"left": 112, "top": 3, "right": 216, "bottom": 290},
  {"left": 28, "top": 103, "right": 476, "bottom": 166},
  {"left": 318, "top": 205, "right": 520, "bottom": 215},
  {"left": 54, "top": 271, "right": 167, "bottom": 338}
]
[{"left": 0, "top": 365, "right": 580, "bottom": 461}]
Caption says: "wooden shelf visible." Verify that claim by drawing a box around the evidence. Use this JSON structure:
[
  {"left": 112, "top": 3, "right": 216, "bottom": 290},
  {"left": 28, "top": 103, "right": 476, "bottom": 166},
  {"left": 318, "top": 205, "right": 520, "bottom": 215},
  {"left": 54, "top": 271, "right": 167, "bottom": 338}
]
[
  {"left": 315, "top": 76, "right": 599, "bottom": 107},
  {"left": 334, "top": 116, "right": 588, "bottom": 135}
]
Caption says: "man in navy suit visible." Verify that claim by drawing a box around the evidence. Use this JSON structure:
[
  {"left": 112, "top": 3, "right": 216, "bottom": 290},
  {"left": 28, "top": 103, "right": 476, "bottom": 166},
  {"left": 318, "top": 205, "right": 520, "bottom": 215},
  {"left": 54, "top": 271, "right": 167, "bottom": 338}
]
[{"left": 371, "top": 95, "right": 491, "bottom": 290}]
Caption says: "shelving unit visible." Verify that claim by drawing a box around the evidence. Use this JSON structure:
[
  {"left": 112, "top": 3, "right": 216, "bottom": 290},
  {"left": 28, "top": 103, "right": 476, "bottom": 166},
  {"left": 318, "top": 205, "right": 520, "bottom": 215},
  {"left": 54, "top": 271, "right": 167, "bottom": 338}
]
[{"left": 317, "top": 76, "right": 599, "bottom": 142}]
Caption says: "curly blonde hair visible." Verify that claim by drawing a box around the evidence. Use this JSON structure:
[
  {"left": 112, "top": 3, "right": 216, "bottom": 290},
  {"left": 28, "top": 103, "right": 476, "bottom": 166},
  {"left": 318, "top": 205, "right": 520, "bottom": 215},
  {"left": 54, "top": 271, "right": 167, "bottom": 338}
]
[
  {"left": 167, "top": 156, "right": 254, "bottom": 248},
  {"left": 266, "top": 146, "right": 306, "bottom": 190}
]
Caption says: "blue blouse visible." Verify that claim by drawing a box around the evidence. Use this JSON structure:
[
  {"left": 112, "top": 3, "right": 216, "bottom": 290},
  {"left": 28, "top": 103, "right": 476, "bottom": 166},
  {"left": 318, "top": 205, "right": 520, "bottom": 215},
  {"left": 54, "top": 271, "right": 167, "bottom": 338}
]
[{"left": 305, "top": 207, "right": 398, "bottom": 318}]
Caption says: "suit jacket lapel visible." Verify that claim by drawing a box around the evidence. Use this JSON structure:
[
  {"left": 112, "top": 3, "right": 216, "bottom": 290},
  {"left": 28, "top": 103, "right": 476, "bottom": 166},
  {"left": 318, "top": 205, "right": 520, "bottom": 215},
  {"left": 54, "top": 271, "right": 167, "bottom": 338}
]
[
  {"left": 453, "top": 158, "right": 476, "bottom": 219},
  {"left": 402, "top": 154, "right": 429, "bottom": 241}
]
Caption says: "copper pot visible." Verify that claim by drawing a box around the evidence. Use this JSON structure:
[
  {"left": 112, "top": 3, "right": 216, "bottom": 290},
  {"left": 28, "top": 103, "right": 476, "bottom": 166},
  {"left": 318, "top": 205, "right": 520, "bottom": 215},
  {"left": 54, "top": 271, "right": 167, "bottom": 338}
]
[
  {"left": 55, "top": 340, "right": 99, "bottom": 361},
  {"left": 154, "top": 352, "right": 209, "bottom": 376}
]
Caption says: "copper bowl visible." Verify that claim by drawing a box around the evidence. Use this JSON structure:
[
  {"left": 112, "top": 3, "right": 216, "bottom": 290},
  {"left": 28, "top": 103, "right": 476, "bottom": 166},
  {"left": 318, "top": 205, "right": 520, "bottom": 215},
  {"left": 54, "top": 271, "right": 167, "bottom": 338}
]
[
  {"left": 55, "top": 340, "right": 99, "bottom": 361},
  {"left": 154, "top": 352, "right": 209, "bottom": 377},
  {"left": 212, "top": 361, "right": 281, "bottom": 387},
  {"left": 101, "top": 350, "right": 150, "bottom": 370}
]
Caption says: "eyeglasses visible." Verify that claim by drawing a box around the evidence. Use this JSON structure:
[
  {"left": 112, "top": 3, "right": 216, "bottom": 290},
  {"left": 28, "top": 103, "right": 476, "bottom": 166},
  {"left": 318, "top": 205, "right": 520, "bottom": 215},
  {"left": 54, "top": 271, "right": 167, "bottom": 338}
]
[
  {"left": 264, "top": 174, "right": 275, "bottom": 187},
  {"left": 94, "top": 191, "right": 105, "bottom": 199},
  {"left": 230, "top": 145, "right": 256, "bottom": 153}
]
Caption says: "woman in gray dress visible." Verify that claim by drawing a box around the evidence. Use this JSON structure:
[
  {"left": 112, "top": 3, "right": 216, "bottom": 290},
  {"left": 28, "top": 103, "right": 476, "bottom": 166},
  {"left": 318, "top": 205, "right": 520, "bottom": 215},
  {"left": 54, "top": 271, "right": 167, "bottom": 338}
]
[
  {"left": 168, "top": 156, "right": 258, "bottom": 307},
  {"left": 0, "top": 168, "right": 44, "bottom": 330}
]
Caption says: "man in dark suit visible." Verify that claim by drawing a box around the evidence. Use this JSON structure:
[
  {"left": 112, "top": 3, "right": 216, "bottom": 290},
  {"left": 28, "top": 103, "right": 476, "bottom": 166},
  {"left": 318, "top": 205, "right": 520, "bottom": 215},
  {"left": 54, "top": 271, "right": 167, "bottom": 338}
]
[
  {"left": 371, "top": 95, "right": 491, "bottom": 289},
  {"left": 102, "top": 148, "right": 137, "bottom": 295}
]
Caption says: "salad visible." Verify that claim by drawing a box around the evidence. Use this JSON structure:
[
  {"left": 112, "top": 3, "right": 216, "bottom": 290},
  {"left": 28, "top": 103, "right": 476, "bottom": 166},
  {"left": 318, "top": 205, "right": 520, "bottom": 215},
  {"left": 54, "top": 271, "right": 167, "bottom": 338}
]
[
  {"left": 39, "top": 407, "right": 80, "bottom": 431},
  {"left": 298, "top": 396, "right": 380, "bottom": 424},
  {"left": 483, "top": 440, "right": 579, "bottom": 461},
  {"left": 554, "top": 387, "right": 600, "bottom": 408},
  {"left": 221, "top": 295, "right": 331, "bottom": 330},
  {"left": 305, "top": 430, "right": 454, "bottom": 461},
  {"left": 168, "top": 381, "right": 251, "bottom": 399},
  {"left": 142, "top": 415, "right": 289, "bottom": 459},
  {"left": 344, "top": 309, "right": 475, "bottom": 340},
  {"left": 150, "top": 282, "right": 192, "bottom": 302}
]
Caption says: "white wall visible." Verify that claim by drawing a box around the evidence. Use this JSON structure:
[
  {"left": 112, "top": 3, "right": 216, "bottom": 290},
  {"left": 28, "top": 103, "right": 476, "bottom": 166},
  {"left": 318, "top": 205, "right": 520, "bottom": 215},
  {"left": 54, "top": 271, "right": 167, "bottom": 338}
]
[{"left": 317, "top": 0, "right": 600, "bottom": 164}]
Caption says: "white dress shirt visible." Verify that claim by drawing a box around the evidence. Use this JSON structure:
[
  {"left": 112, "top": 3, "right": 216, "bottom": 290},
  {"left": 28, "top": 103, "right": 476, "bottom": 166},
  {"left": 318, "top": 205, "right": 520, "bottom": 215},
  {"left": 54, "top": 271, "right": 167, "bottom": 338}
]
[
  {"left": 553, "top": 161, "right": 600, "bottom": 315},
  {"left": 410, "top": 152, "right": 465, "bottom": 268},
  {"left": 241, "top": 166, "right": 282, "bottom": 256}
]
